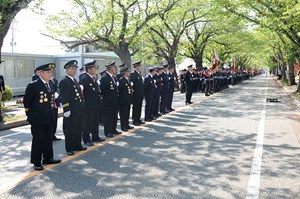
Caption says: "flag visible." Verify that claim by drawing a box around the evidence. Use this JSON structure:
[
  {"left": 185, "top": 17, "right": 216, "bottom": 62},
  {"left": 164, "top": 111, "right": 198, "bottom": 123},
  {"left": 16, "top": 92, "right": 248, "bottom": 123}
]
[
  {"left": 233, "top": 58, "right": 237, "bottom": 72},
  {"left": 210, "top": 49, "right": 220, "bottom": 74}
]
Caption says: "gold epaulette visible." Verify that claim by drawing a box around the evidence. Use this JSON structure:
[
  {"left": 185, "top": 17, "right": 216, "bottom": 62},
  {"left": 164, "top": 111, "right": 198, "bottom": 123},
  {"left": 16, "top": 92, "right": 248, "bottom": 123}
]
[
  {"left": 62, "top": 103, "right": 69, "bottom": 108},
  {"left": 24, "top": 108, "right": 29, "bottom": 112}
]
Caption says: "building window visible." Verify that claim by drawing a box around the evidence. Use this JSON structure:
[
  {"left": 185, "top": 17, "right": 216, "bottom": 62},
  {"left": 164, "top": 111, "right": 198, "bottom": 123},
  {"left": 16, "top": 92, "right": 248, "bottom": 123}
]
[
  {"left": 4, "top": 58, "right": 15, "bottom": 78},
  {"left": 25, "top": 59, "right": 35, "bottom": 77},
  {"left": 16, "top": 59, "right": 26, "bottom": 78}
]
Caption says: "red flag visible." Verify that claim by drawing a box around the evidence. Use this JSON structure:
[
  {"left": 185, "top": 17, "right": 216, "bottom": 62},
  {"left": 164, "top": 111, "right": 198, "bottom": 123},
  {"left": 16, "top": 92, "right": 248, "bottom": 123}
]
[
  {"left": 233, "top": 58, "right": 237, "bottom": 72},
  {"left": 210, "top": 49, "right": 219, "bottom": 74}
]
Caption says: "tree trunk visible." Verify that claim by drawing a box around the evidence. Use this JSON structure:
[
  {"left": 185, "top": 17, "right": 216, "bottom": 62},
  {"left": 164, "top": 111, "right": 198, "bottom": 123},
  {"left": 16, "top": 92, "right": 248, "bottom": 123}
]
[
  {"left": 287, "top": 61, "right": 296, "bottom": 85},
  {"left": 114, "top": 45, "right": 132, "bottom": 69},
  {"left": 194, "top": 55, "right": 203, "bottom": 69}
]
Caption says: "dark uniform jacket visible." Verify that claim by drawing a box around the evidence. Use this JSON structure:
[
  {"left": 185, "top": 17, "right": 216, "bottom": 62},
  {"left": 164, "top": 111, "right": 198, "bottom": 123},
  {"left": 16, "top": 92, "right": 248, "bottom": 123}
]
[
  {"left": 79, "top": 73, "right": 101, "bottom": 109},
  {"left": 144, "top": 74, "right": 156, "bottom": 98},
  {"left": 118, "top": 76, "right": 132, "bottom": 105},
  {"left": 160, "top": 72, "right": 169, "bottom": 92},
  {"left": 168, "top": 72, "right": 175, "bottom": 92},
  {"left": 184, "top": 71, "right": 193, "bottom": 87},
  {"left": 130, "top": 70, "right": 144, "bottom": 98},
  {"left": 23, "top": 78, "right": 55, "bottom": 125},
  {"left": 0, "top": 75, "right": 5, "bottom": 93},
  {"left": 100, "top": 72, "right": 119, "bottom": 105},
  {"left": 59, "top": 76, "right": 84, "bottom": 116}
]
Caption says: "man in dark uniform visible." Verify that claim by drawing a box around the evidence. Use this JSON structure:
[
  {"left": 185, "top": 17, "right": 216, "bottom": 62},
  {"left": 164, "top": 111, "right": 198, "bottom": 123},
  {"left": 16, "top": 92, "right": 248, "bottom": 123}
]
[
  {"left": 0, "top": 74, "right": 5, "bottom": 123},
  {"left": 80, "top": 60, "right": 105, "bottom": 146},
  {"left": 97, "top": 70, "right": 106, "bottom": 126},
  {"left": 167, "top": 65, "right": 175, "bottom": 112},
  {"left": 185, "top": 64, "right": 194, "bottom": 104},
  {"left": 79, "top": 67, "right": 86, "bottom": 81},
  {"left": 117, "top": 63, "right": 125, "bottom": 80},
  {"left": 179, "top": 69, "right": 186, "bottom": 93},
  {"left": 59, "top": 60, "right": 87, "bottom": 155},
  {"left": 118, "top": 67, "right": 134, "bottom": 131},
  {"left": 100, "top": 61, "right": 121, "bottom": 138},
  {"left": 49, "top": 68, "right": 61, "bottom": 141},
  {"left": 32, "top": 68, "right": 39, "bottom": 81},
  {"left": 23, "top": 63, "right": 61, "bottom": 171},
  {"left": 144, "top": 66, "right": 156, "bottom": 121},
  {"left": 159, "top": 64, "right": 169, "bottom": 114},
  {"left": 152, "top": 65, "right": 163, "bottom": 118},
  {"left": 130, "top": 61, "right": 145, "bottom": 126}
]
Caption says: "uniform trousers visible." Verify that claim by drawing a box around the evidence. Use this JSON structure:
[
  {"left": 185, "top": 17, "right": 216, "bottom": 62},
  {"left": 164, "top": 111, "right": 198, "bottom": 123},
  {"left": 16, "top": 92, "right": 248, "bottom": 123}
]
[
  {"left": 145, "top": 94, "right": 154, "bottom": 120},
  {"left": 83, "top": 107, "right": 100, "bottom": 142},
  {"left": 119, "top": 103, "right": 131, "bottom": 129},
  {"left": 31, "top": 124, "right": 53, "bottom": 164},
  {"left": 185, "top": 86, "right": 193, "bottom": 103},
  {"left": 152, "top": 90, "right": 160, "bottom": 117},
  {"left": 160, "top": 91, "right": 168, "bottom": 113},
  {"left": 64, "top": 116, "right": 83, "bottom": 152},
  {"left": 132, "top": 95, "right": 143, "bottom": 122},
  {"left": 167, "top": 90, "right": 174, "bottom": 110},
  {"left": 103, "top": 102, "right": 118, "bottom": 135}
]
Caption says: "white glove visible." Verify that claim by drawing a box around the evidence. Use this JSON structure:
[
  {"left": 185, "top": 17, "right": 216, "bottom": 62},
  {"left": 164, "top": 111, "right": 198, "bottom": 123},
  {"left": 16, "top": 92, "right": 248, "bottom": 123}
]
[
  {"left": 64, "top": 111, "right": 71, "bottom": 118},
  {"left": 54, "top": 92, "right": 59, "bottom": 99},
  {"left": 79, "top": 85, "right": 84, "bottom": 91},
  {"left": 130, "top": 82, "right": 133, "bottom": 86},
  {"left": 116, "top": 82, "right": 119, "bottom": 87}
]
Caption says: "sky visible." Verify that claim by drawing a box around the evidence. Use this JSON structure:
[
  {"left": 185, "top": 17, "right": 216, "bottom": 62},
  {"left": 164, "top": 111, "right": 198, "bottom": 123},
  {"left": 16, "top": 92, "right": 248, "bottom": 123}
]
[{"left": 2, "top": 0, "right": 72, "bottom": 55}]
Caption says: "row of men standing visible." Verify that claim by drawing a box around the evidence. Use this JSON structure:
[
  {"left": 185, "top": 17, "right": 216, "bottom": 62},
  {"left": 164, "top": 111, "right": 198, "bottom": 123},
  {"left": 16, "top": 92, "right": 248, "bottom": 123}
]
[{"left": 24, "top": 60, "right": 175, "bottom": 170}]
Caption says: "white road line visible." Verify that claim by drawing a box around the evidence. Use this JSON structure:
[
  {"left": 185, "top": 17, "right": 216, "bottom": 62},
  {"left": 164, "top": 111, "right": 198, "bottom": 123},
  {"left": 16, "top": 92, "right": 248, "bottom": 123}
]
[
  {"left": 0, "top": 132, "right": 24, "bottom": 138},
  {"left": 246, "top": 82, "right": 267, "bottom": 199}
]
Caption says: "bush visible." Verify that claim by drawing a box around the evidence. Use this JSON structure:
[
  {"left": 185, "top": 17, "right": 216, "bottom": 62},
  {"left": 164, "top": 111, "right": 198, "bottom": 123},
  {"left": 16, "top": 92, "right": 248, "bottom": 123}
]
[{"left": 1, "top": 86, "right": 14, "bottom": 103}]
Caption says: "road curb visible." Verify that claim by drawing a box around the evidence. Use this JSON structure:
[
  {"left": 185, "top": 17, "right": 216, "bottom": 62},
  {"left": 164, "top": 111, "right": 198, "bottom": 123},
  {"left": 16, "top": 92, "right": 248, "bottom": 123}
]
[{"left": 0, "top": 112, "right": 63, "bottom": 131}]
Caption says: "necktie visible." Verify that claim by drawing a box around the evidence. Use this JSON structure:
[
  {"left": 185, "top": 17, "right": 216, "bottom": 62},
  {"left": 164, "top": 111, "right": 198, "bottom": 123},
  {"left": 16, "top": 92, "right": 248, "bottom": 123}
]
[{"left": 45, "top": 83, "right": 51, "bottom": 92}]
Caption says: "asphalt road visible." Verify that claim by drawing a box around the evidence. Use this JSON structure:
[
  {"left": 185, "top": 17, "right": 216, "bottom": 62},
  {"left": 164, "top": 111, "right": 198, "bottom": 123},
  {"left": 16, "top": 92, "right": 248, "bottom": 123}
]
[{"left": 0, "top": 75, "right": 299, "bottom": 199}]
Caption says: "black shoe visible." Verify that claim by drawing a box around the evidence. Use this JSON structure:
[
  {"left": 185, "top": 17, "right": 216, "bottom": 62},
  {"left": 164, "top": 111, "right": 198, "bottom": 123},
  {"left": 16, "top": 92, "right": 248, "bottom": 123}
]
[
  {"left": 127, "top": 126, "right": 134, "bottom": 130},
  {"left": 67, "top": 151, "right": 74, "bottom": 156},
  {"left": 205, "top": 93, "right": 210, "bottom": 96},
  {"left": 121, "top": 128, "right": 128, "bottom": 131},
  {"left": 84, "top": 141, "right": 94, "bottom": 146},
  {"left": 92, "top": 137, "right": 105, "bottom": 142},
  {"left": 113, "top": 131, "right": 122, "bottom": 135},
  {"left": 157, "top": 113, "right": 163, "bottom": 116},
  {"left": 145, "top": 119, "right": 152, "bottom": 122},
  {"left": 33, "top": 164, "right": 44, "bottom": 171},
  {"left": 152, "top": 116, "right": 157, "bottom": 120},
  {"left": 106, "top": 133, "right": 114, "bottom": 138},
  {"left": 138, "top": 120, "right": 145, "bottom": 124},
  {"left": 42, "top": 158, "right": 61, "bottom": 164},
  {"left": 170, "top": 108, "right": 175, "bottom": 111},
  {"left": 53, "top": 136, "right": 61, "bottom": 141},
  {"left": 133, "top": 122, "right": 140, "bottom": 126},
  {"left": 77, "top": 146, "right": 88, "bottom": 151}
]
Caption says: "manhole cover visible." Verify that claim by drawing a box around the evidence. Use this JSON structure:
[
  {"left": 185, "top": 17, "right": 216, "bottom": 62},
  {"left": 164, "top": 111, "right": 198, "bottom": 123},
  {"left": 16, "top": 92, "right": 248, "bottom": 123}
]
[{"left": 266, "top": 98, "right": 280, "bottom": 102}]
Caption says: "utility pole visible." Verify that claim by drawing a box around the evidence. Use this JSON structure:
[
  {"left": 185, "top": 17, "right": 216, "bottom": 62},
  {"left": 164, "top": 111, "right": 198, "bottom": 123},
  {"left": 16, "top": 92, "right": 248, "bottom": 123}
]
[{"left": 10, "top": 19, "right": 17, "bottom": 53}]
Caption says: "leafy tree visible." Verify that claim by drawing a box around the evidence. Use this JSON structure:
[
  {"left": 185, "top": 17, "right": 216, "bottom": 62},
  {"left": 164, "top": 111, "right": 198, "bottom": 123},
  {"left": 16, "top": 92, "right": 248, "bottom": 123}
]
[{"left": 46, "top": 0, "right": 179, "bottom": 67}]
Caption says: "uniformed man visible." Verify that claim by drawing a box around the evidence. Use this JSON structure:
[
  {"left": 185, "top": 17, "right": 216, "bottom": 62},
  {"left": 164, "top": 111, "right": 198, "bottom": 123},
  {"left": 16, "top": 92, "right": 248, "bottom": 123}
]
[
  {"left": 32, "top": 68, "right": 39, "bottom": 81},
  {"left": 160, "top": 64, "right": 170, "bottom": 114},
  {"left": 79, "top": 67, "right": 86, "bottom": 81},
  {"left": 59, "top": 60, "right": 87, "bottom": 155},
  {"left": 179, "top": 69, "right": 186, "bottom": 93},
  {"left": 0, "top": 74, "right": 5, "bottom": 123},
  {"left": 49, "top": 68, "right": 61, "bottom": 141},
  {"left": 185, "top": 64, "right": 194, "bottom": 104},
  {"left": 144, "top": 66, "right": 157, "bottom": 121},
  {"left": 97, "top": 70, "right": 106, "bottom": 126},
  {"left": 23, "top": 63, "right": 61, "bottom": 171},
  {"left": 167, "top": 65, "right": 175, "bottom": 112},
  {"left": 152, "top": 65, "right": 163, "bottom": 118},
  {"left": 80, "top": 60, "right": 105, "bottom": 146},
  {"left": 100, "top": 61, "right": 121, "bottom": 138},
  {"left": 118, "top": 67, "right": 134, "bottom": 131},
  {"left": 130, "top": 61, "right": 145, "bottom": 126}
]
